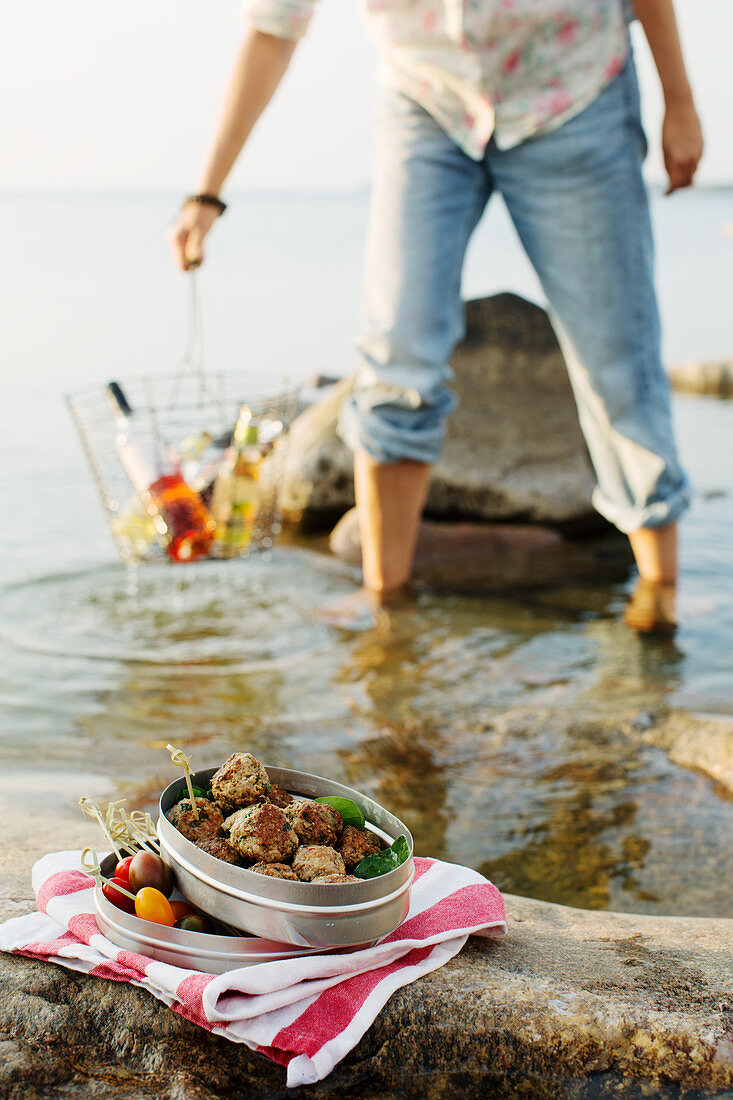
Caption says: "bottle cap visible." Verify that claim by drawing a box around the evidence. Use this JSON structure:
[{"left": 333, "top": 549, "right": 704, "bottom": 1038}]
[{"left": 107, "top": 381, "right": 133, "bottom": 418}]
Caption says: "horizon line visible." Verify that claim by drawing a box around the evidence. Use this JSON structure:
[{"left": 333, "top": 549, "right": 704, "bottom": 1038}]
[{"left": 1, "top": 180, "right": 732, "bottom": 199}]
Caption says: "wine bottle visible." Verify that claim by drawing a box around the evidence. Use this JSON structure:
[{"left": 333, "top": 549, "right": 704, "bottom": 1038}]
[
  {"left": 107, "top": 381, "right": 216, "bottom": 562},
  {"left": 211, "top": 406, "right": 262, "bottom": 555}
]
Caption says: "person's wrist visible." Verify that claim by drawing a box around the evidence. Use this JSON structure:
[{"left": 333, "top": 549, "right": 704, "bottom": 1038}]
[
  {"left": 662, "top": 83, "right": 695, "bottom": 110},
  {"left": 183, "top": 192, "right": 227, "bottom": 216}
]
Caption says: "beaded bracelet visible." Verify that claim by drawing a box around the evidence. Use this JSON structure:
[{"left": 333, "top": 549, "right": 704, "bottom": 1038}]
[{"left": 183, "top": 193, "right": 227, "bottom": 216}]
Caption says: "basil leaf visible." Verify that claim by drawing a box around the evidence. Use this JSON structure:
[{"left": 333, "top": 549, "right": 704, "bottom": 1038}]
[
  {"left": 354, "top": 834, "right": 410, "bottom": 879},
  {"left": 314, "top": 796, "right": 365, "bottom": 829},
  {"left": 192, "top": 786, "right": 214, "bottom": 800},
  {"left": 391, "top": 835, "right": 409, "bottom": 864},
  {"left": 178, "top": 785, "right": 212, "bottom": 803}
]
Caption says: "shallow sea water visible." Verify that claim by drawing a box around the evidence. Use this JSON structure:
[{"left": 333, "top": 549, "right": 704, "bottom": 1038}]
[
  {"left": 0, "top": 191, "right": 731, "bottom": 919},
  {"left": 2, "top": 394, "right": 732, "bottom": 918}
]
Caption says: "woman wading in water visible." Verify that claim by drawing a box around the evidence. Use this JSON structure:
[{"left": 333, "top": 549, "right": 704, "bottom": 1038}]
[{"left": 169, "top": 0, "right": 702, "bottom": 634}]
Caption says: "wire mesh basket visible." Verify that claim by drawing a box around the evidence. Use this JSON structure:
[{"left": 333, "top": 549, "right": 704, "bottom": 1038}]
[{"left": 66, "top": 278, "right": 297, "bottom": 566}]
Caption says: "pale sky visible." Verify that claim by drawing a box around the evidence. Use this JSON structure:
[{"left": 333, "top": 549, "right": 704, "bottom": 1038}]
[{"left": 2, "top": 1, "right": 732, "bottom": 193}]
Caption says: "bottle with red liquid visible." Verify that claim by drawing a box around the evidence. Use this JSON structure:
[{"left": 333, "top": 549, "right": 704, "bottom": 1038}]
[{"left": 107, "top": 381, "right": 216, "bottom": 562}]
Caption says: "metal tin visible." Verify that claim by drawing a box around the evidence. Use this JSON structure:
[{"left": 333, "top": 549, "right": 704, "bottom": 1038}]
[
  {"left": 94, "top": 854, "right": 349, "bottom": 973},
  {"left": 157, "top": 766, "right": 415, "bottom": 948}
]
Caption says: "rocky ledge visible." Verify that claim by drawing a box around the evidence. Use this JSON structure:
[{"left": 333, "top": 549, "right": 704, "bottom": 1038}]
[
  {"left": 328, "top": 506, "right": 632, "bottom": 591},
  {"left": 1, "top": 812, "right": 731, "bottom": 1100},
  {"left": 271, "top": 294, "right": 606, "bottom": 533},
  {"left": 668, "top": 361, "right": 733, "bottom": 398}
]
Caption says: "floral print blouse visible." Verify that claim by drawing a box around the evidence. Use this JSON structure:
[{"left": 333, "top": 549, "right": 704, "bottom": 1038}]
[{"left": 247, "top": 0, "right": 632, "bottom": 159}]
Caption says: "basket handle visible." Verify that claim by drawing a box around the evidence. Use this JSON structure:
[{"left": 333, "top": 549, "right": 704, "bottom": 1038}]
[{"left": 168, "top": 268, "right": 215, "bottom": 408}]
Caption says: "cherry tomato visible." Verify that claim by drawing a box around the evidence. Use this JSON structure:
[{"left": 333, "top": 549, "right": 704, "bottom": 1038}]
[
  {"left": 102, "top": 877, "right": 134, "bottom": 913},
  {"left": 170, "top": 899, "right": 197, "bottom": 922},
  {"left": 128, "top": 851, "right": 174, "bottom": 898},
  {"left": 134, "top": 887, "right": 175, "bottom": 926},
  {"left": 114, "top": 855, "right": 134, "bottom": 886},
  {"left": 177, "top": 913, "right": 210, "bottom": 934}
]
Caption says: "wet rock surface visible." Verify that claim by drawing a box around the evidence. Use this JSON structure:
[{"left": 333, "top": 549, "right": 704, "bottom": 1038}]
[
  {"left": 276, "top": 293, "right": 600, "bottom": 531},
  {"left": 615, "top": 708, "right": 733, "bottom": 797},
  {"left": 328, "top": 507, "right": 631, "bottom": 591},
  {"left": 1, "top": 812, "right": 732, "bottom": 1099},
  {"left": 274, "top": 375, "right": 357, "bottom": 530}
]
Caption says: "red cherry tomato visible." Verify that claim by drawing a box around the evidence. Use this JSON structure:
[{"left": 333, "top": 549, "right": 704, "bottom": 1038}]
[
  {"left": 134, "top": 887, "right": 175, "bottom": 926},
  {"left": 114, "top": 856, "right": 134, "bottom": 886},
  {"left": 102, "top": 877, "right": 134, "bottom": 913},
  {"left": 170, "top": 900, "right": 197, "bottom": 922}
]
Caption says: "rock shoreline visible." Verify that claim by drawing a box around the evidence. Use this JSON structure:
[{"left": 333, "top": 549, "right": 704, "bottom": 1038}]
[
  {"left": 668, "top": 361, "right": 733, "bottom": 398},
  {"left": 1, "top": 799, "right": 731, "bottom": 1099},
  {"left": 1, "top": 900, "right": 731, "bottom": 1099}
]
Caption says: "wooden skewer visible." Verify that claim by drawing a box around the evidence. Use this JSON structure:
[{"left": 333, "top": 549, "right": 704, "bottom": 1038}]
[
  {"left": 80, "top": 847, "right": 137, "bottom": 902},
  {"left": 78, "top": 797, "right": 124, "bottom": 860},
  {"left": 167, "top": 743, "right": 200, "bottom": 820},
  {"left": 107, "top": 802, "right": 159, "bottom": 854}
]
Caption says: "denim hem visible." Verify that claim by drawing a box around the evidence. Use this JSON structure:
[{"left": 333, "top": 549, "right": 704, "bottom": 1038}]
[
  {"left": 591, "top": 481, "right": 693, "bottom": 534},
  {"left": 338, "top": 401, "right": 445, "bottom": 466}
]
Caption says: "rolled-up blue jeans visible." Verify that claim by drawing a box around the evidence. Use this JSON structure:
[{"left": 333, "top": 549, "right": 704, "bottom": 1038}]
[{"left": 339, "top": 54, "right": 691, "bottom": 533}]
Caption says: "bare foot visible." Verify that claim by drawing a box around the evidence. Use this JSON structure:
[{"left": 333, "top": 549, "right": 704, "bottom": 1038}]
[
  {"left": 315, "top": 587, "right": 390, "bottom": 631},
  {"left": 623, "top": 578, "right": 677, "bottom": 638},
  {"left": 315, "top": 585, "right": 417, "bottom": 631}
]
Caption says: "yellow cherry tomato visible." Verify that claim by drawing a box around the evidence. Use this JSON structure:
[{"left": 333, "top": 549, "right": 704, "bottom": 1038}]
[{"left": 134, "top": 887, "right": 175, "bottom": 926}]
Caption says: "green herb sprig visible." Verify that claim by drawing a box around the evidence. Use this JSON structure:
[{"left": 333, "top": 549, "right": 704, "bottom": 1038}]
[{"left": 354, "top": 835, "right": 410, "bottom": 879}]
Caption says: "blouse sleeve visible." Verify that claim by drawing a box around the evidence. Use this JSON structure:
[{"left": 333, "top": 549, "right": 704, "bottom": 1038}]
[{"left": 245, "top": 0, "right": 317, "bottom": 41}]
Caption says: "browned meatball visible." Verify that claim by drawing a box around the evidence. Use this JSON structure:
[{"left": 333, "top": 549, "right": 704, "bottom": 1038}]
[
  {"left": 286, "top": 799, "right": 343, "bottom": 846},
  {"left": 195, "top": 837, "right": 242, "bottom": 865},
  {"left": 249, "top": 862, "right": 300, "bottom": 881},
  {"left": 312, "top": 874, "right": 361, "bottom": 884},
  {"left": 292, "top": 846, "right": 345, "bottom": 882},
  {"left": 229, "top": 803, "right": 298, "bottom": 864},
  {"left": 267, "top": 785, "right": 294, "bottom": 809},
  {"left": 340, "top": 826, "right": 382, "bottom": 871},
  {"left": 167, "top": 797, "right": 223, "bottom": 844},
  {"left": 210, "top": 753, "right": 270, "bottom": 814},
  {"left": 221, "top": 809, "right": 247, "bottom": 834}
]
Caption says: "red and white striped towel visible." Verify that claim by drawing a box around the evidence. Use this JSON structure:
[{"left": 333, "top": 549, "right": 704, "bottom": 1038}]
[{"left": 0, "top": 851, "right": 506, "bottom": 1087}]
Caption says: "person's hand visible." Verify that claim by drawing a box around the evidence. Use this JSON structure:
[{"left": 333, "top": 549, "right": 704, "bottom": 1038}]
[
  {"left": 168, "top": 202, "right": 222, "bottom": 271},
  {"left": 662, "top": 100, "right": 703, "bottom": 195}
]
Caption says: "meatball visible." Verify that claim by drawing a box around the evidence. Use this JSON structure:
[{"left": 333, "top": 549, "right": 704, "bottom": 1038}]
[
  {"left": 312, "top": 874, "right": 361, "bottom": 884},
  {"left": 249, "top": 862, "right": 300, "bottom": 881},
  {"left": 228, "top": 803, "right": 298, "bottom": 864},
  {"left": 210, "top": 752, "right": 270, "bottom": 814},
  {"left": 340, "top": 825, "right": 382, "bottom": 871},
  {"left": 292, "top": 845, "right": 345, "bottom": 882},
  {"left": 221, "top": 808, "right": 247, "bottom": 834},
  {"left": 167, "top": 797, "right": 223, "bottom": 844},
  {"left": 286, "top": 799, "right": 343, "bottom": 846},
  {"left": 267, "top": 785, "right": 294, "bottom": 809},
  {"left": 195, "top": 837, "right": 242, "bottom": 865}
]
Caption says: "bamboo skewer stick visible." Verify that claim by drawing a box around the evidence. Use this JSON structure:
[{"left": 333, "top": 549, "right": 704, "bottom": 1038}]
[
  {"left": 80, "top": 847, "right": 137, "bottom": 902},
  {"left": 78, "top": 797, "right": 124, "bottom": 860},
  {"left": 109, "top": 802, "right": 159, "bottom": 854},
  {"left": 79, "top": 797, "right": 161, "bottom": 860},
  {"left": 167, "top": 743, "right": 200, "bottom": 820}
]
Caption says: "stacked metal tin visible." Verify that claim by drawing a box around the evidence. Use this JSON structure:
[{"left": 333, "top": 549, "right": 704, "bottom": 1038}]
[{"left": 95, "top": 766, "right": 414, "bottom": 972}]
